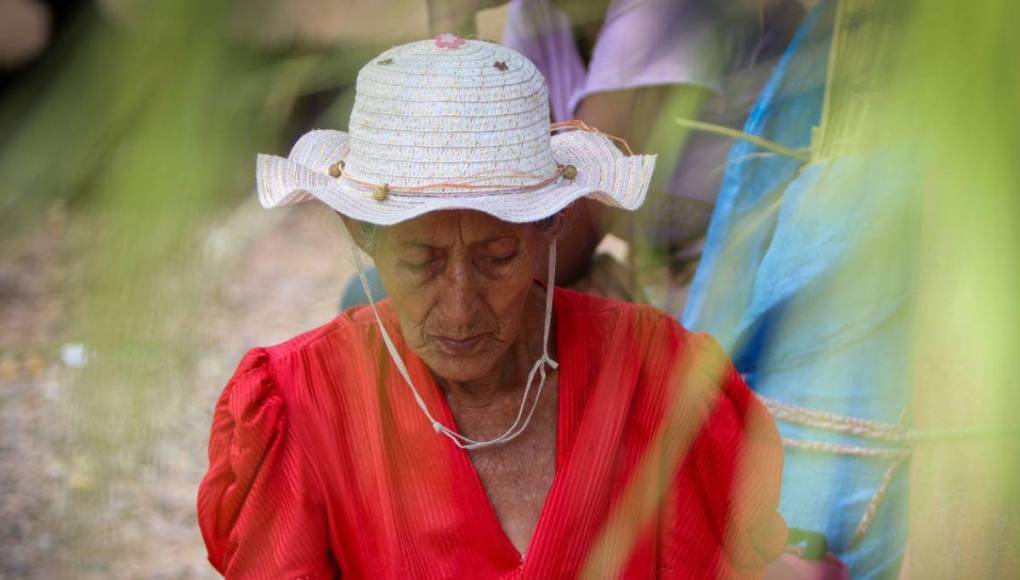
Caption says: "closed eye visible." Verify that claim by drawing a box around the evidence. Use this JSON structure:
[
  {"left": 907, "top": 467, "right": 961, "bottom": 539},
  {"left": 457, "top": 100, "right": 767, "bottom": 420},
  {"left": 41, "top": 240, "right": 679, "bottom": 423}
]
[
  {"left": 400, "top": 258, "right": 439, "bottom": 273},
  {"left": 398, "top": 249, "right": 444, "bottom": 278},
  {"left": 486, "top": 253, "right": 516, "bottom": 265},
  {"left": 477, "top": 237, "right": 520, "bottom": 269}
]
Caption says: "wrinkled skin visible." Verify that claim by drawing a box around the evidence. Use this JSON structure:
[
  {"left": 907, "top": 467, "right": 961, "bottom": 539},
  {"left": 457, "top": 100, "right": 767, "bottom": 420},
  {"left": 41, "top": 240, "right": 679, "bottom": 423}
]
[
  {"left": 353, "top": 210, "right": 551, "bottom": 388},
  {"left": 345, "top": 209, "right": 559, "bottom": 554}
]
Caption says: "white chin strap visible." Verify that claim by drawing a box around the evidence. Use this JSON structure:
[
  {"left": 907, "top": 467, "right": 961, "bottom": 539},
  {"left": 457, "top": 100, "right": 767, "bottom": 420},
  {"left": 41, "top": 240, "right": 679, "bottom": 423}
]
[{"left": 352, "top": 240, "right": 559, "bottom": 450}]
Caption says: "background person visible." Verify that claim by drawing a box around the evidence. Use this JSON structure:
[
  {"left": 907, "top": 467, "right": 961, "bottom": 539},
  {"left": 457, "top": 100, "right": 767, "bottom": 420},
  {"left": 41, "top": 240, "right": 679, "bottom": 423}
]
[{"left": 341, "top": 0, "right": 805, "bottom": 311}]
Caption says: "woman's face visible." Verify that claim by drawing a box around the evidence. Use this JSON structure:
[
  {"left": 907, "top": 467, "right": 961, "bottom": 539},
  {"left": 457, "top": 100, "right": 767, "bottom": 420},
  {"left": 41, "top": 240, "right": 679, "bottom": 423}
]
[{"left": 366, "top": 210, "right": 545, "bottom": 384}]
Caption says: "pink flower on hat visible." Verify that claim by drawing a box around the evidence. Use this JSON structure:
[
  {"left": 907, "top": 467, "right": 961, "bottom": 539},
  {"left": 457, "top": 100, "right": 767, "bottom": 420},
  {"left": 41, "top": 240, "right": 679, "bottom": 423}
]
[{"left": 434, "top": 33, "right": 465, "bottom": 49}]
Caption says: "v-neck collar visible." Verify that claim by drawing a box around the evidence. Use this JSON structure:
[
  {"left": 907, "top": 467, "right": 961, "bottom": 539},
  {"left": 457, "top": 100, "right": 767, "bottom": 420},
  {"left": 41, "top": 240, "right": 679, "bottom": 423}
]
[{"left": 393, "top": 286, "right": 574, "bottom": 569}]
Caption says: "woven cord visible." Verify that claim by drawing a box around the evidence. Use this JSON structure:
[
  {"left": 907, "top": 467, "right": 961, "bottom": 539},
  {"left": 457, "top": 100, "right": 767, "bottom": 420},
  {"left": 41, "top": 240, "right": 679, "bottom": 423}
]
[
  {"left": 757, "top": 393, "right": 908, "bottom": 546},
  {"left": 758, "top": 394, "right": 906, "bottom": 442},
  {"left": 551, "top": 119, "right": 634, "bottom": 155},
  {"left": 352, "top": 241, "right": 558, "bottom": 450},
  {"left": 338, "top": 162, "right": 573, "bottom": 197}
]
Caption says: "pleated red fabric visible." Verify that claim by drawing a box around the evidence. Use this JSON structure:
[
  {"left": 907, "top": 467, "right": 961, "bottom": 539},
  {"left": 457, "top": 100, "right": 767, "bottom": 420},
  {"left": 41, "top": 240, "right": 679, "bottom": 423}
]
[{"left": 197, "top": 287, "right": 786, "bottom": 579}]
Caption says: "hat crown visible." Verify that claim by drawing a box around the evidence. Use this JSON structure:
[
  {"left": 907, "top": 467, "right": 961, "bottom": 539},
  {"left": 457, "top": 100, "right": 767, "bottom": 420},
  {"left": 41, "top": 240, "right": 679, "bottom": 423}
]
[{"left": 345, "top": 38, "right": 557, "bottom": 188}]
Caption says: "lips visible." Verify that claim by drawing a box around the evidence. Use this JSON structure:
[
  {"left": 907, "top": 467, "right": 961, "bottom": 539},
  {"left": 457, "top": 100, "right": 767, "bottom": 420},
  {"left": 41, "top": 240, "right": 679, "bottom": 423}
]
[{"left": 432, "top": 334, "right": 490, "bottom": 355}]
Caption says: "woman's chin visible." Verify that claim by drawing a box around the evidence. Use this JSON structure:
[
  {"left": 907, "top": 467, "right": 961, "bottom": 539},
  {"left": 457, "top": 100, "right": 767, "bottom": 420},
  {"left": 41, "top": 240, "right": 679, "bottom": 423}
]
[{"left": 421, "top": 348, "right": 501, "bottom": 384}]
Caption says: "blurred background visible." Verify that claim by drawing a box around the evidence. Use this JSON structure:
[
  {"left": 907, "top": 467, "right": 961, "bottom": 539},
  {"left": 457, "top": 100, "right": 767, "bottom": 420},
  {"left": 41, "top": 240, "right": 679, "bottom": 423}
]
[
  {"left": 0, "top": 0, "right": 1016, "bottom": 578},
  {"left": 0, "top": 0, "right": 439, "bottom": 576}
]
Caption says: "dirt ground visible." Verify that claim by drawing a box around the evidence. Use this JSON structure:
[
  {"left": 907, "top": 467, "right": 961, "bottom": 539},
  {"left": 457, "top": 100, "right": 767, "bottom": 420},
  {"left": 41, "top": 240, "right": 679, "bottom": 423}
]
[{"left": 0, "top": 200, "right": 355, "bottom": 579}]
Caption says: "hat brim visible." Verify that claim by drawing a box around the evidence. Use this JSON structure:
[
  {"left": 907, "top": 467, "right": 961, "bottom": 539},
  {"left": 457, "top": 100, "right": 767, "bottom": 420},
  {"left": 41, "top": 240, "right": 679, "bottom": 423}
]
[{"left": 256, "top": 129, "right": 656, "bottom": 226}]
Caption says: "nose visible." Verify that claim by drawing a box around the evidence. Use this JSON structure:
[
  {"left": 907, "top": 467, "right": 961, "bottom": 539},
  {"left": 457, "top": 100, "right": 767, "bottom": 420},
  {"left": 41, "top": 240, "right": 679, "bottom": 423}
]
[{"left": 435, "top": 255, "right": 482, "bottom": 331}]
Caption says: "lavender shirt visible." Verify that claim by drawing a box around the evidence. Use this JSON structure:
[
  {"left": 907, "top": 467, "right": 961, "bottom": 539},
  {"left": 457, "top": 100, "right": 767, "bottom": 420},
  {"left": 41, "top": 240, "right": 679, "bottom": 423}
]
[{"left": 502, "top": 0, "right": 775, "bottom": 246}]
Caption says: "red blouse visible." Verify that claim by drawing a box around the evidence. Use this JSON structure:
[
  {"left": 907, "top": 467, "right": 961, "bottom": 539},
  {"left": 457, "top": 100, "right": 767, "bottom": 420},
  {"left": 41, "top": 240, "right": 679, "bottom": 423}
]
[{"left": 197, "top": 288, "right": 785, "bottom": 579}]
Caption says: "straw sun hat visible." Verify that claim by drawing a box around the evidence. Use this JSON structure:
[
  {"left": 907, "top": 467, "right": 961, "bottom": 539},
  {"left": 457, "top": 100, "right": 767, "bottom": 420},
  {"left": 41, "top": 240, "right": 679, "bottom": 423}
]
[{"left": 256, "top": 34, "right": 656, "bottom": 226}]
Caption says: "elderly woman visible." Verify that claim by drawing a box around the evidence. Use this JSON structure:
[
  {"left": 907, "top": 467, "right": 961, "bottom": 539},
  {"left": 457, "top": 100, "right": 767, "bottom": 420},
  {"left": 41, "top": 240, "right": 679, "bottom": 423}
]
[{"left": 197, "top": 36, "right": 785, "bottom": 579}]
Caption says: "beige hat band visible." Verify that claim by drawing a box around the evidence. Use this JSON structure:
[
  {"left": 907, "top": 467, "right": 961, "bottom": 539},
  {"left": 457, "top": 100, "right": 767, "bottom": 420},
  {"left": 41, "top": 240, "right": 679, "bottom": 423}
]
[
  {"left": 334, "top": 162, "right": 576, "bottom": 200},
  {"left": 344, "top": 154, "right": 556, "bottom": 185}
]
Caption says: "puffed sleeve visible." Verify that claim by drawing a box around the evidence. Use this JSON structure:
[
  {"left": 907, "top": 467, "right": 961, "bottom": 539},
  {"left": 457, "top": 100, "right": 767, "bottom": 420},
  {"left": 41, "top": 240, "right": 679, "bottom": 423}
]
[
  {"left": 661, "top": 332, "right": 787, "bottom": 578},
  {"left": 197, "top": 348, "right": 338, "bottom": 579}
]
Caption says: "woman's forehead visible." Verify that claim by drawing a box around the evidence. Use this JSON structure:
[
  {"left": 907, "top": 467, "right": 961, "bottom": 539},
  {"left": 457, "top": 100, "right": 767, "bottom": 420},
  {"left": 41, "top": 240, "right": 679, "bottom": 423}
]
[{"left": 385, "top": 210, "right": 532, "bottom": 246}]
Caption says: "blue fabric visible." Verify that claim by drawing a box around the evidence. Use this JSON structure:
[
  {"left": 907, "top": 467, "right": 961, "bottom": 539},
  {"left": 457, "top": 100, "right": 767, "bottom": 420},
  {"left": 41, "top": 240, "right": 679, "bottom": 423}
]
[
  {"left": 682, "top": 3, "right": 913, "bottom": 578},
  {"left": 339, "top": 268, "right": 385, "bottom": 311}
]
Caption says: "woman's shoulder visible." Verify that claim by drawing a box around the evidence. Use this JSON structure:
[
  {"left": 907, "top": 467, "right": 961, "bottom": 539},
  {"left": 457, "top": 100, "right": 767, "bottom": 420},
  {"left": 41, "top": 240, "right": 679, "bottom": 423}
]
[
  {"left": 219, "top": 305, "right": 390, "bottom": 417},
  {"left": 554, "top": 286, "right": 691, "bottom": 351},
  {"left": 234, "top": 302, "right": 386, "bottom": 378},
  {"left": 557, "top": 292, "right": 788, "bottom": 571},
  {"left": 555, "top": 287, "right": 763, "bottom": 427},
  {"left": 257, "top": 303, "right": 386, "bottom": 363},
  {"left": 200, "top": 342, "right": 335, "bottom": 575},
  {"left": 555, "top": 286, "right": 681, "bottom": 325},
  {"left": 205, "top": 311, "right": 379, "bottom": 468}
]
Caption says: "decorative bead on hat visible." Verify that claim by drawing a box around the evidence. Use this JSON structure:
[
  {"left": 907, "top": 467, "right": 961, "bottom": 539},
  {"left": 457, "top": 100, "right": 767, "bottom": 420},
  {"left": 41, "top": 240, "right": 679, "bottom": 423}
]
[{"left": 433, "top": 32, "right": 465, "bottom": 49}]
